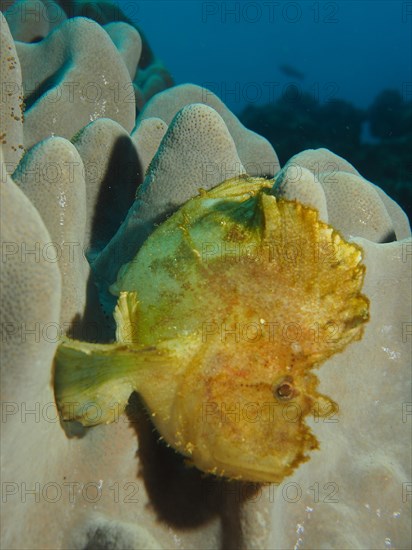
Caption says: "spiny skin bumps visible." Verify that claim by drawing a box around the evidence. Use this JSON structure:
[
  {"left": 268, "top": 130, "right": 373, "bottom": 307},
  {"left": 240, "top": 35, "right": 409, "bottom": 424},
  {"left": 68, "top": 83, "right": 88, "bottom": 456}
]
[{"left": 55, "top": 176, "right": 369, "bottom": 483}]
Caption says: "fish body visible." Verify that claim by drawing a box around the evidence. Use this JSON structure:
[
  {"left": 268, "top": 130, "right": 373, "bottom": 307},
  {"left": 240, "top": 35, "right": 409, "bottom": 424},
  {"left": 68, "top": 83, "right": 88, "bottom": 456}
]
[
  {"left": 55, "top": 176, "right": 369, "bottom": 482},
  {"left": 279, "top": 64, "right": 305, "bottom": 80}
]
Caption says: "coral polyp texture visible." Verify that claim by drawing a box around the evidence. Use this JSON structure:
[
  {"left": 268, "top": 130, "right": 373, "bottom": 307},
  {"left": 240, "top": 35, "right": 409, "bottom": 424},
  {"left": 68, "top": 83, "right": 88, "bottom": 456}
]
[{"left": 0, "top": 2, "right": 411, "bottom": 550}]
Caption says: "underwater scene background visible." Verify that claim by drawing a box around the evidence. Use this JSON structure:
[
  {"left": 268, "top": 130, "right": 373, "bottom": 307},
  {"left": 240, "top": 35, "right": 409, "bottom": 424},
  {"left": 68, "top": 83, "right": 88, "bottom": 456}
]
[
  {"left": 1, "top": 1, "right": 411, "bottom": 549},
  {"left": 120, "top": 0, "right": 412, "bottom": 219}
]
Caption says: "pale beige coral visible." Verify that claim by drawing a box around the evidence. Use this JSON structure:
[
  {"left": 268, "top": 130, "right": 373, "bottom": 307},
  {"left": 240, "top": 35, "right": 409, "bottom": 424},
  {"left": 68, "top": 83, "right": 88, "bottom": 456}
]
[
  {"left": 59, "top": 0, "right": 175, "bottom": 109},
  {"left": 104, "top": 22, "right": 142, "bottom": 81},
  {"left": 273, "top": 163, "right": 329, "bottom": 222},
  {"left": 0, "top": 12, "right": 24, "bottom": 171},
  {"left": 71, "top": 118, "right": 141, "bottom": 255},
  {"left": 0, "top": 157, "right": 225, "bottom": 545},
  {"left": 371, "top": 184, "right": 411, "bottom": 241},
  {"left": 0, "top": 146, "right": 64, "bottom": 549},
  {"left": 12, "top": 136, "right": 90, "bottom": 328},
  {"left": 0, "top": 146, "right": 61, "bottom": 398},
  {"left": 15, "top": 17, "right": 136, "bottom": 149},
  {"left": 279, "top": 148, "right": 406, "bottom": 243},
  {"left": 92, "top": 103, "right": 247, "bottom": 295},
  {"left": 70, "top": 517, "right": 163, "bottom": 550},
  {"left": 131, "top": 116, "right": 168, "bottom": 177},
  {"left": 138, "top": 83, "right": 280, "bottom": 177},
  {"left": 1, "top": 148, "right": 176, "bottom": 549},
  {"left": 318, "top": 170, "right": 394, "bottom": 242},
  {"left": 4, "top": 0, "right": 174, "bottom": 117},
  {"left": 3, "top": 0, "right": 67, "bottom": 42},
  {"left": 286, "top": 147, "right": 361, "bottom": 177},
  {"left": 135, "top": 63, "right": 175, "bottom": 104}
]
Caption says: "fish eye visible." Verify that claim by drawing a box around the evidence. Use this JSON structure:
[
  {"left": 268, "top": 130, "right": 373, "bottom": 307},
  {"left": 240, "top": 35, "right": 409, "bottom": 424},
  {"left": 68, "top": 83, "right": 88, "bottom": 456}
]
[{"left": 273, "top": 376, "right": 295, "bottom": 401}]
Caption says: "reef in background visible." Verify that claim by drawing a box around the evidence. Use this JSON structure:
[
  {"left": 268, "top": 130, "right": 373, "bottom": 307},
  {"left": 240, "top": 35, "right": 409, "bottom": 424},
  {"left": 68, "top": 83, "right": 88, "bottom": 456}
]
[{"left": 240, "top": 89, "right": 412, "bottom": 221}]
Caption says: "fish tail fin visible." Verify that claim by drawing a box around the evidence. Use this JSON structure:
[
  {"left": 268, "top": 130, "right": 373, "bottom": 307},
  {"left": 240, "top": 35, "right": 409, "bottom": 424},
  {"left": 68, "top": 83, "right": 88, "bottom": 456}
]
[{"left": 54, "top": 338, "right": 168, "bottom": 426}]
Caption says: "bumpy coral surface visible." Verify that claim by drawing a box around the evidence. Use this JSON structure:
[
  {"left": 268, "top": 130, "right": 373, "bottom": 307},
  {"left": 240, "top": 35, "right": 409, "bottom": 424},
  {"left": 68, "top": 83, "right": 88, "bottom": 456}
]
[{"left": 1, "top": 2, "right": 411, "bottom": 549}]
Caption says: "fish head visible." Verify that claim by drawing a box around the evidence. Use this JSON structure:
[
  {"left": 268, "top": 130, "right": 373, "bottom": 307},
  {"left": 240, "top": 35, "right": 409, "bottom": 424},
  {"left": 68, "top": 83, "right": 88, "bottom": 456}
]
[{"left": 169, "top": 333, "right": 336, "bottom": 483}]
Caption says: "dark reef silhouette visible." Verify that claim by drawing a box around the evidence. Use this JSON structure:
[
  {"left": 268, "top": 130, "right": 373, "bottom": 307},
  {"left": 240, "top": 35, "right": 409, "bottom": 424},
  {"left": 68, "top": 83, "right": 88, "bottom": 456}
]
[{"left": 240, "top": 89, "right": 412, "bottom": 222}]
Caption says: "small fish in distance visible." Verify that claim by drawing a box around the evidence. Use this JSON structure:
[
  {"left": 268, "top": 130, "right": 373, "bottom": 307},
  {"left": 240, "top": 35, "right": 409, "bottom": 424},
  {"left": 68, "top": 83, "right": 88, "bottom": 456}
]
[{"left": 279, "top": 64, "right": 305, "bottom": 80}]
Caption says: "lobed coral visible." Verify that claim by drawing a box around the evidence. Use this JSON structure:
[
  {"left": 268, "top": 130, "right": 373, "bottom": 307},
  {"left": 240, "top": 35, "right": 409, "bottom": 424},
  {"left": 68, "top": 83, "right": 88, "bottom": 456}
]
[
  {"left": 240, "top": 90, "right": 412, "bottom": 221},
  {"left": 0, "top": 2, "right": 411, "bottom": 549}
]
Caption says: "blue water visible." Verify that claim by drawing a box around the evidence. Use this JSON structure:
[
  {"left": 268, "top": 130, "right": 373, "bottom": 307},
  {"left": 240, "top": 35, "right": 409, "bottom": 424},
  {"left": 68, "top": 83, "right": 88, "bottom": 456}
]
[{"left": 119, "top": 0, "right": 411, "bottom": 115}]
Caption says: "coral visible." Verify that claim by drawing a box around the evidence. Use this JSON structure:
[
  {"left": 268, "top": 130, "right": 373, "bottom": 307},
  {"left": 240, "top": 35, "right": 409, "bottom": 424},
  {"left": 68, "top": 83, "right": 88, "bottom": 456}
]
[
  {"left": 15, "top": 17, "right": 136, "bottom": 148},
  {"left": 241, "top": 91, "right": 412, "bottom": 221},
  {"left": 0, "top": 12, "right": 24, "bottom": 170},
  {"left": 138, "top": 83, "right": 280, "bottom": 176},
  {"left": 92, "top": 102, "right": 248, "bottom": 308},
  {"left": 92, "top": 95, "right": 277, "bottom": 314},
  {"left": 276, "top": 148, "right": 402, "bottom": 242},
  {"left": 12, "top": 136, "right": 91, "bottom": 329},
  {"left": 4, "top": 0, "right": 67, "bottom": 42},
  {"left": 0, "top": 2, "right": 411, "bottom": 550},
  {"left": 71, "top": 118, "right": 141, "bottom": 255}
]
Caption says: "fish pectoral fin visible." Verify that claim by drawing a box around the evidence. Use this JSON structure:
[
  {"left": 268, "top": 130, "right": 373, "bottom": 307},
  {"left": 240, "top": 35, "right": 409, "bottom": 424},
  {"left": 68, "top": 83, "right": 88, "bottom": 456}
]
[
  {"left": 114, "top": 291, "right": 141, "bottom": 344},
  {"left": 54, "top": 337, "right": 169, "bottom": 427}
]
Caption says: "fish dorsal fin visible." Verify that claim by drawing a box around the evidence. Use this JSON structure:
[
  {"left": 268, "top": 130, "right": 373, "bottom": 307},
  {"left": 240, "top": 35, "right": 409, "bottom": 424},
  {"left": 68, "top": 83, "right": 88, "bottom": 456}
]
[{"left": 114, "top": 291, "right": 140, "bottom": 344}]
